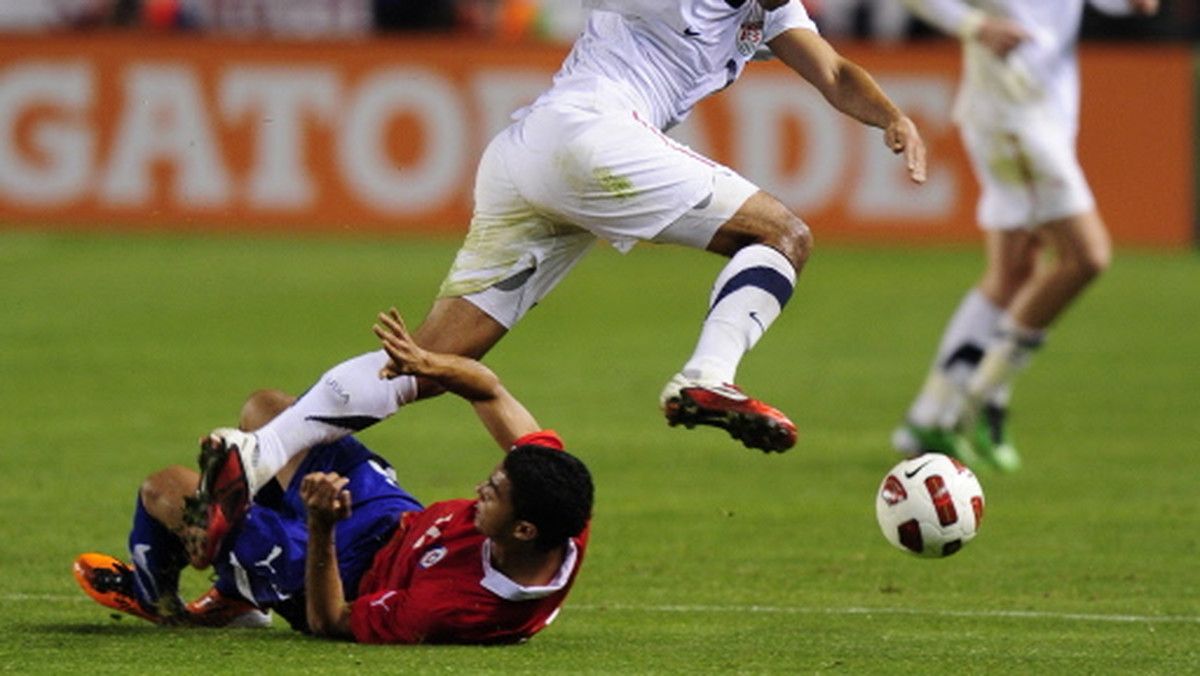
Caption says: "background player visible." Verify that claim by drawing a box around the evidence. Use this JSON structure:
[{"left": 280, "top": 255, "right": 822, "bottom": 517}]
[{"left": 893, "top": 0, "right": 1159, "bottom": 471}]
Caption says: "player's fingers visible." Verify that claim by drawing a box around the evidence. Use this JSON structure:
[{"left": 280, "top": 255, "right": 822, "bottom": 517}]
[
  {"left": 387, "top": 307, "right": 409, "bottom": 337},
  {"left": 377, "top": 308, "right": 409, "bottom": 341},
  {"left": 907, "top": 143, "right": 927, "bottom": 184},
  {"left": 376, "top": 312, "right": 400, "bottom": 337}
]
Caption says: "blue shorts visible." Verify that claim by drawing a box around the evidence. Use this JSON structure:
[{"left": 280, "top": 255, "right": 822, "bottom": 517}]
[{"left": 211, "top": 436, "right": 422, "bottom": 624}]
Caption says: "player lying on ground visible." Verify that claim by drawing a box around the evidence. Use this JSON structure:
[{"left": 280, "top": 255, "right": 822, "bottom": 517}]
[
  {"left": 75, "top": 308, "right": 594, "bottom": 644},
  {"left": 195, "top": 0, "right": 928, "bottom": 500}
]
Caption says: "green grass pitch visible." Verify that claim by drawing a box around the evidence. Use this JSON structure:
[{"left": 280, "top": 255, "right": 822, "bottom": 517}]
[{"left": 1, "top": 230, "right": 1197, "bottom": 673}]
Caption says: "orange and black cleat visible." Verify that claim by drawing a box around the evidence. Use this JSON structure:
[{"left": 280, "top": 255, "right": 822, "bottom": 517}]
[{"left": 73, "top": 553, "right": 163, "bottom": 624}]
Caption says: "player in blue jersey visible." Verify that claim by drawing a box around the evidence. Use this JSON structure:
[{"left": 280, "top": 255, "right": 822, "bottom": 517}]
[{"left": 73, "top": 387, "right": 422, "bottom": 629}]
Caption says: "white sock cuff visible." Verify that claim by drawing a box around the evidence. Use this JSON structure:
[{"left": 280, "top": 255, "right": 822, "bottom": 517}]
[
  {"left": 998, "top": 315, "right": 1047, "bottom": 349},
  {"left": 711, "top": 244, "right": 796, "bottom": 309}
]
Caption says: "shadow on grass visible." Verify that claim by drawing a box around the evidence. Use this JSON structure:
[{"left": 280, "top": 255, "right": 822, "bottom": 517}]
[{"left": 32, "top": 619, "right": 304, "bottom": 642}]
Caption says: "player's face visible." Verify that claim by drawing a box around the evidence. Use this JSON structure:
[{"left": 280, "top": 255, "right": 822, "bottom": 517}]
[{"left": 474, "top": 466, "right": 517, "bottom": 538}]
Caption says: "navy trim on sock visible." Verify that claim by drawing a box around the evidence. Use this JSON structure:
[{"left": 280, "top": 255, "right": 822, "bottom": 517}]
[
  {"left": 306, "top": 415, "right": 382, "bottom": 432},
  {"left": 710, "top": 266, "right": 794, "bottom": 313},
  {"left": 941, "top": 343, "right": 984, "bottom": 371}
]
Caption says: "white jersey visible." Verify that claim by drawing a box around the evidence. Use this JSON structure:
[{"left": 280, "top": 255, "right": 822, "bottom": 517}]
[
  {"left": 526, "top": 0, "right": 818, "bottom": 131},
  {"left": 903, "top": 0, "right": 1139, "bottom": 131}
]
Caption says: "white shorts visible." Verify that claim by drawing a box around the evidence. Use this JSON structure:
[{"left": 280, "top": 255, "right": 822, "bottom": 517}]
[
  {"left": 961, "top": 119, "right": 1095, "bottom": 230},
  {"left": 438, "top": 102, "right": 758, "bottom": 329}
]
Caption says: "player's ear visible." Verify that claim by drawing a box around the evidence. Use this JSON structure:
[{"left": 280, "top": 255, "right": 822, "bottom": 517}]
[{"left": 512, "top": 520, "right": 539, "bottom": 544}]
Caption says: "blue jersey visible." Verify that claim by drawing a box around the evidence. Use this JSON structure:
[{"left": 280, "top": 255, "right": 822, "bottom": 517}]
[{"left": 211, "top": 436, "right": 422, "bottom": 629}]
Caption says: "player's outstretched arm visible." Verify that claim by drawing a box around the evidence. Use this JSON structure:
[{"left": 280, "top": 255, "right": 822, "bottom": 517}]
[
  {"left": 374, "top": 308, "right": 541, "bottom": 449},
  {"left": 768, "top": 28, "right": 927, "bottom": 184}
]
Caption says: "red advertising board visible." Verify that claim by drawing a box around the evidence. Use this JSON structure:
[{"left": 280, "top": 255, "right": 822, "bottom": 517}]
[{"left": 0, "top": 34, "right": 1191, "bottom": 246}]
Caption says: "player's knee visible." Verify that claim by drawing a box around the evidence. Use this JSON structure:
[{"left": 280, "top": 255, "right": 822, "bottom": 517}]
[
  {"left": 746, "top": 211, "right": 811, "bottom": 270},
  {"left": 139, "top": 472, "right": 166, "bottom": 506},
  {"left": 140, "top": 466, "right": 197, "bottom": 510},
  {"left": 1076, "top": 245, "right": 1111, "bottom": 282},
  {"left": 1061, "top": 241, "right": 1110, "bottom": 286},
  {"left": 776, "top": 216, "right": 813, "bottom": 269},
  {"left": 239, "top": 389, "right": 295, "bottom": 431},
  {"left": 752, "top": 195, "right": 812, "bottom": 269}
]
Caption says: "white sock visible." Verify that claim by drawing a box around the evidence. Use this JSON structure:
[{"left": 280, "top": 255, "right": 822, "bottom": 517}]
[
  {"left": 682, "top": 244, "right": 795, "bottom": 384},
  {"left": 967, "top": 315, "right": 1045, "bottom": 407},
  {"left": 907, "top": 370, "right": 965, "bottom": 429},
  {"left": 907, "top": 289, "right": 1003, "bottom": 428},
  {"left": 935, "top": 289, "right": 1004, "bottom": 387},
  {"left": 253, "top": 350, "right": 418, "bottom": 478}
]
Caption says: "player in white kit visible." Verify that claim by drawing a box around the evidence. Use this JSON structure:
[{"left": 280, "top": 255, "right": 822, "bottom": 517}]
[
  {"left": 191, "top": 0, "right": 928, "bottom": 560},
  {"left": 894, "top": 0, "right": 1158, "bottom": 471}
]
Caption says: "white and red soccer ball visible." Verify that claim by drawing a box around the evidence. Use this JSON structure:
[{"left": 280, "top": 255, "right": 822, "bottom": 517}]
[{"left": 875, "top": 453, "right": 985, "bottom": 558}]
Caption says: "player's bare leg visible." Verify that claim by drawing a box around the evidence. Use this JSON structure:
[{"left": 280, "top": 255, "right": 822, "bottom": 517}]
[
  {"left": 893, "top": 229, "right": 1037, "bottom": 466},
  {"left": 661, "top": 191, "right": 809, "bottom": 453},
  {"left": 967, "top": 212, "right": 1109, "bottom": 411},
  {"left": 409, "top": 296, "right": 510, "bottom": 399},
  {"left": 959, "top": 211, "right": 1108, "bottom": 471}
]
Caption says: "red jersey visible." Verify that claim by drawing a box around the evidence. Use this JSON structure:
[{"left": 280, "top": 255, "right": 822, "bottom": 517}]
[{"left": 348, "top": 431, "right": 589, "bottom": 645}]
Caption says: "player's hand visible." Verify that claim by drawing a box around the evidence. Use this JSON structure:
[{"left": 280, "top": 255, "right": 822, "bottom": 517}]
[
  {"left": 302, "top": 472, "right": 353, "bottom": 526},
  {"left": 885, "top": 116, "right": 927, "bottom": 185},
  {"left": 374, "top": 307, "right": 431, "bottom": 379},
  {"left": 1129, "top": 0, "right": 1159, "bottom": 15},
  {"left": 974, "top": 17, "right": 1030, "bottom": 59}
]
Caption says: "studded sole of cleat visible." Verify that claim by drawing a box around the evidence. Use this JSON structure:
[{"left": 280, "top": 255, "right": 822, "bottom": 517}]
[{"left": 665, "top": 392, "right": 795, "bottom": 453}]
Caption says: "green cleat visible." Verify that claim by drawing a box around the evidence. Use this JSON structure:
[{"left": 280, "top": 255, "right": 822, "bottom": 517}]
[
  {"left": 971, "top": 404, "right": 1022, "bottom": 472},
  {"left": 891, "top": 420, "right": 984, "bottom": 470}
]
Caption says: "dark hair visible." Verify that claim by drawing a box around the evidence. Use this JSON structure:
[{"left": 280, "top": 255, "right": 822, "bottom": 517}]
[{"left": 503, "top": 445, "right": 594, "bottom": 552}]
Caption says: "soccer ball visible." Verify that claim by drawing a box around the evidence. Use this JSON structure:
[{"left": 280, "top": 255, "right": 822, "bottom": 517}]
[{"left": 875, "top": 453, "right": 985, "bottom": 558}]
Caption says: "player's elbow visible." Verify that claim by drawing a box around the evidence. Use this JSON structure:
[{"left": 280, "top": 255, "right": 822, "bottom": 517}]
[{"left": 306, "top": 605, "right": 354, "bottom": 640}]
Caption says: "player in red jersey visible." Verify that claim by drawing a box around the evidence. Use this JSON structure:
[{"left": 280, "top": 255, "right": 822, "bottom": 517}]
[
  {"left": 303, "top": 308, "right": 593, "bottom": 644},
  {"left": 313, "top": 432, "right": 587, "bottom": 644}
]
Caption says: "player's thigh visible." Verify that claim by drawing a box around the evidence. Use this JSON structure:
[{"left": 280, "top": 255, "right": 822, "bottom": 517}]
[
  {"left": 217, "top": 507, "right": 308, "bottom": 604},
  {"left": 414, "top": 297, "right": 509, "bottom": 359},
  {"left": 435, "top": 122, "right": 598, "bottom": 335},
  {"left": 651, "top": 167, "right": 759, "bottom": 251},
  {"left": 432, "top": 225, "right": 596, "bottom": 337},
  {"left": 519, "top": 105, "right": 728, "bottom": 250}
]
